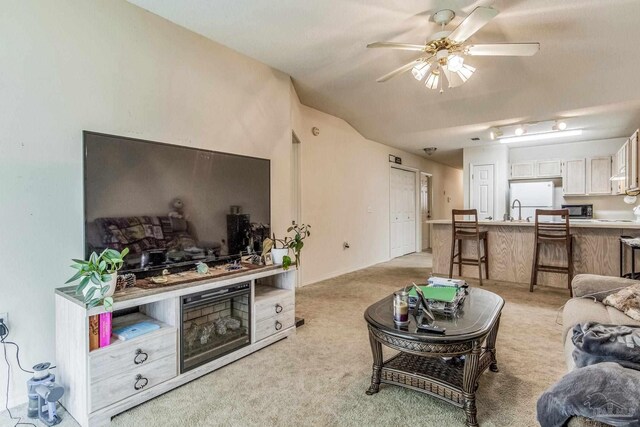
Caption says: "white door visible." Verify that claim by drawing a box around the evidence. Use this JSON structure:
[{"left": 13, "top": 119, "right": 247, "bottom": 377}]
[
  {"left": 420, "top": 173, "right": 431, "bottom": 250},
  {"left": 471, "top": 164, "right": 494, "bottom": 220},
  {"left": 390, "top": 167, "right": 416, "bottom": 258}
]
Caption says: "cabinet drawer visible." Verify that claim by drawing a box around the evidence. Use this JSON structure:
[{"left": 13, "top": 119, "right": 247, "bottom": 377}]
[
  {"left": 90, "top": 354, "right": 176, "bottom": 412},
  {"left": 255, "top": 294, "right": 294, "bottom": 323},
  {"left": 255, "top": 309, "right": 295, "bottom": 342},
  {"left": 90, "top": 327, "right": 177, "bottom": 383}
]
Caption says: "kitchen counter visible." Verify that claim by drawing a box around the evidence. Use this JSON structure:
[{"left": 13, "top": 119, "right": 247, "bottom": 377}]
[
  {"left": 427, "top": 219, "right": 640, "bottom": 229},
  {"left": 428, "top": 220, "right": 640, "bottom": 288}
]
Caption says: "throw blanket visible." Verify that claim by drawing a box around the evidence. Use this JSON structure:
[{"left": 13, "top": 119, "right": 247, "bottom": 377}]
[
  {"left": 537, "top": 362, "right": 640, "bottom": 427},
  {"left": 572, "top": 322, "right": 640, "bottom": 370}
]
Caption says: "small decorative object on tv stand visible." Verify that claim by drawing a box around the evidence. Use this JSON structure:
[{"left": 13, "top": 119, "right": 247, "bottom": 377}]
[
  {"left": 65, "top": 248, "right": 130, "bottom": 311},
  {"left": 262, "top": 222, "right": 311, "bottom": 270}
]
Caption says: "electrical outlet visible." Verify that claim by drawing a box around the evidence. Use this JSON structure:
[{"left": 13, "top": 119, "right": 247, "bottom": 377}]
[{"left": 0, "top": 312, "right": 7, "bottom": 326}]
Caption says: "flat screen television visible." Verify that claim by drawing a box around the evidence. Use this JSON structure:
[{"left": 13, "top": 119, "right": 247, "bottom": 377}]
[{"left": 83, "top": 131, "right": 270, "bottom": 276}]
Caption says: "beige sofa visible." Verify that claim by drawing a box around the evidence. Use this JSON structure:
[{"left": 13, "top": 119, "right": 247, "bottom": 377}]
[{"left": 561, "top": 274, "right": 640, "bottom": 427}]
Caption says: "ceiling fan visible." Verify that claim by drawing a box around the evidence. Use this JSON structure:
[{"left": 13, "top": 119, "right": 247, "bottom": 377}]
[{"left": 367, "top": 7, "right": 540, "bottom": 92}]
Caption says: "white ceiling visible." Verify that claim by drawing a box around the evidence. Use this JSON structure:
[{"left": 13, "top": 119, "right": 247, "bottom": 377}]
[{"left": 128, "top": 0, "right": 640, "bottom": 168}]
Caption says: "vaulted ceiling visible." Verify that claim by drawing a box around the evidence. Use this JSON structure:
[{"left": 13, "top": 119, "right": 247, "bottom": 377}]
[{"left": 128, "top": 0, "right": 640, "bottom": 167}]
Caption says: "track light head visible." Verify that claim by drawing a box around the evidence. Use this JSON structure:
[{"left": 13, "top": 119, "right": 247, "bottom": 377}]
[{"left": 514, "top": 125, "right": 526, "bottom": 136}]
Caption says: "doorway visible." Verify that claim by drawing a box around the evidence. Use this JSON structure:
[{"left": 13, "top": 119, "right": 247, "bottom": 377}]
[
  {"left": 420, "top": 173, "right": 432, "bottom": 251},
  {"left": 470, "top": 164, "right": 495, "bottom": 220},
  {"left": 390, "top": 166, "right": 417, "bottom": 258}
]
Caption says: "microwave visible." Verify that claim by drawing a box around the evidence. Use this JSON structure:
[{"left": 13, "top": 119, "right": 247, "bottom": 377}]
[{"left": 561, "top": 204, "right": 593, "bottom": 219}]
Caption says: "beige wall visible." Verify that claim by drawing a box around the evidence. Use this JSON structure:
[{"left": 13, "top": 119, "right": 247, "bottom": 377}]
[
  {"left": 0, "top": 0, "right": 292, "bottom": 407},
  {"left": 291, "top": 100, "right": 463, "bottom": 285},
  {"left": 0, "top": 0, "right": 463, "bottom": 406}
]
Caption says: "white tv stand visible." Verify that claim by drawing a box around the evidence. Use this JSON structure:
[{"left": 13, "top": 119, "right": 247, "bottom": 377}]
[{"left": 55, "top": 266, "right": 296, "bottom": 427}]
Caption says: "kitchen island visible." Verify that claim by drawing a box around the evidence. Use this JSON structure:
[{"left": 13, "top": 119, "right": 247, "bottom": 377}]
[{"left": 428, "top": 219, "right": 640, "bottom": 288}]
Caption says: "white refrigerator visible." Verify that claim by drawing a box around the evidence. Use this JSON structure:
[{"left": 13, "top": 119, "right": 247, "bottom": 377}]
[{"left": 509, "top": 181, "right": 554, "bottom": 219}]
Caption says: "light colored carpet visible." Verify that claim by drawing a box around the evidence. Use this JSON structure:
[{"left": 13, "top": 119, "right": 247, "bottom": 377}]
[{"left": 2, "top": 253, "right": 570, "bottom": 426}]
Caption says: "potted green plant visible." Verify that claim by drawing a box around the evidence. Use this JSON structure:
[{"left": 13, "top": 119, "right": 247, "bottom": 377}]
[
  {"left": 262, "top": 222, "right": 310, "bottom": 270},
  {"left": 65, "top": 248, "right": 129, "bottom": 311}
]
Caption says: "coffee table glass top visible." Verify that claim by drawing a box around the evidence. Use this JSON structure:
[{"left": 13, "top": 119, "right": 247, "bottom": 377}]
[{"left": 364, "top": 288, "right": 504, "bottom": 343}]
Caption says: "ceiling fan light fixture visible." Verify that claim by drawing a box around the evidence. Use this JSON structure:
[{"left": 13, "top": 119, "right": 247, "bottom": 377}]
[
  {"left": 411, "top": 62, "right": 430, "bottom": 81},
  {"left": 425, "top": 70, "right": 440, "bottom": 90},
  {"left": 447, "top": 54, "right": 464, "bottom": 72},
  {"left": 455, "top": 64, "right": 475, "bottom": 82}
]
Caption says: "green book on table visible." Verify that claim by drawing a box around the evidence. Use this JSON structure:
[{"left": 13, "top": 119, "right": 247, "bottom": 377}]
[{"left": 408, "top": 286, "right": 457, "bottom": 303}]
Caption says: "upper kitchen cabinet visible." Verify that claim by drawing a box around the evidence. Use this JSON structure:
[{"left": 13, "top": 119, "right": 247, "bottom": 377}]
[
  {"left": 628, "top": 129, "right": 639, "bottom": 191},
  {"left": 563, "top": 158, "right": 586, "bottom": 195},
  {"left": 510, "top": 160, "right": 562, "bottom": 179},
  {"left": 586, "top": 156, "right": 612, "bottom": 195},
  {"left": 614, "top": 139, "right": 629, "bottom": 194},
  {"left": 535, "top": 160, "right": 563, "bottom": 178},
  {"left": 510, "top": 161, "right": 535, "bottom": 179}
]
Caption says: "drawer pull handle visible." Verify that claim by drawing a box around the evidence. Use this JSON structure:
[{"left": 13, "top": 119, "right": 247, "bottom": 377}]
[
  {"left": 134, "top": 349, "right": 148, "bottom": 365},
  {"left": 134, "top": 374, "right": 149, "bottom": 390},
  {"left": 275, "top": 321, "right": 282, "bottom": 331},
  {"left": 275, "top": 304, "right": 283, "bottom": 314}
]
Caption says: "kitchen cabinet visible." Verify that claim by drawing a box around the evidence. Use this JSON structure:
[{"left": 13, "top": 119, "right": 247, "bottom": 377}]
[
  {"left": 614, "top": 140, "right": 629, "bottom": 194},
  {"left": 628, "top": 130, "right": 639, "bottom": 191},
  {"left": 535, "top": 160, "right": 563, "bottom": 178},
  {"left": 586, "top": 156, "right": 612, "bottom": 195},
  {"left": 510, "top": 161, "right": 535, "bottom": 179},
  {"left": 563, "top": 158, "right": 586, "bottom": 195}
]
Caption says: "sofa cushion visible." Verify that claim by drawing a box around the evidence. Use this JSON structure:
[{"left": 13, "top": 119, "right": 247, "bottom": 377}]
[
  {"left": 606, "top": 306, "right": 640, "bottom": 327},
  {"left": 562, "top": 298, "right": 611, "bottom": 342},
  {"left": 572, "top": 274, "right": 640, "bottom": 301}
]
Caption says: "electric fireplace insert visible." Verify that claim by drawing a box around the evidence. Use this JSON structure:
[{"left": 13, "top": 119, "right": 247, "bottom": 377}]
[{"left": 180, "top": 282, "right": 251, "bottom": 372}]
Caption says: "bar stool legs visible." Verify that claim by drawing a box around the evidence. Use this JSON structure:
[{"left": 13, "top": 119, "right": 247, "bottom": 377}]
[
  {"left": 448, "top": 209, "right": 489, "bottom": 286},
  {"left": 529, "top": 209, "right": 573, "bottom": 296}
]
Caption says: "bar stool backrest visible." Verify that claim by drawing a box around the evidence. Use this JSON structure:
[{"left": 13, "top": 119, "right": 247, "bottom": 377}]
[
  {"left": 534, "top": 209, "right": 570, "bottom": 241},
  {"left": 452, "top": 209, "right": 480, "bottom": 237}
]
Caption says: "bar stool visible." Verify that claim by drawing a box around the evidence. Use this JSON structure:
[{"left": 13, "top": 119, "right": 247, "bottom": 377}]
[
  {"left": 448, "top": 209, "right": 489, "bottom": 285},
  {"left": 530, "top": 209, "right": 573, "bottom": 296}
]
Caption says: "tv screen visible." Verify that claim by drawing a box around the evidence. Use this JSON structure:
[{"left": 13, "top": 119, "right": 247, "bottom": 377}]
[{"left": 83, "top": 131, "right": 270, "bottom": 275}]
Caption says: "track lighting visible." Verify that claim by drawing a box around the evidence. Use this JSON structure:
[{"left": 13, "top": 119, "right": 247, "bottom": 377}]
[
  {"left": 489, "top": 127, "right": 503, "bottom": 140},
  {"left": 552, "top": 121, "right": 567, "bottom": 131}
]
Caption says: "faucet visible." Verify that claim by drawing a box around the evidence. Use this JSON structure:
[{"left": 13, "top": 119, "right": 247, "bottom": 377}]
[{"left": 511, "top": 199, "right": 522, "bottom": 221}]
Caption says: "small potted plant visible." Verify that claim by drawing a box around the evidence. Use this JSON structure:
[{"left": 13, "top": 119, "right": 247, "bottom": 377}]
[
  {"left": 66, "top": 248, "right": 129, "bottom": 311},
  {"left": 262, "top": 222, "right": 310, "bottom": 270}
]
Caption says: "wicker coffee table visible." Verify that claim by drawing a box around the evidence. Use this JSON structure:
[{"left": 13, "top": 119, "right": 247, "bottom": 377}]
[{"left": 364, "top": 288, "right": 504, "bottom": 427}]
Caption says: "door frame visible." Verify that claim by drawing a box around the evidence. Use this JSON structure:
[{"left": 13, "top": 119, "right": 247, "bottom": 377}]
[
  {"left": 420, "top": 172, "right": 433, "bottom": 251},
  {"left": 291, "top": 131, "right": 302, "bottom": 287},
  {"left": 389, "top": 164, "right": 421, "bottom": 258},
  {"left": 468, "top": 163, "right": 496, "bottom": 220}
]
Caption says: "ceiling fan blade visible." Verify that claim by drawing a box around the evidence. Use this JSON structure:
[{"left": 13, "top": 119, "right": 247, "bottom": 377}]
[
  {"left": 367, "top": 42, "right": 425, "bottom": 51},
  {"left": 376, "top": 58, "right": 425, "bottom": 82},
  {"left": 448, "top": 7, "right": 499, "bottom": 44},
  {"left": 466, "top": 43, "right": 540, "bottom": 56}
]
